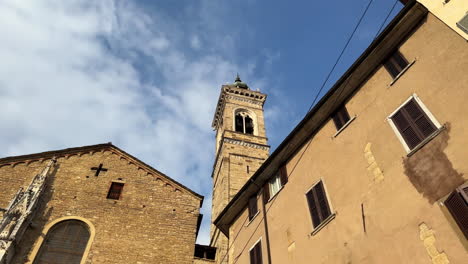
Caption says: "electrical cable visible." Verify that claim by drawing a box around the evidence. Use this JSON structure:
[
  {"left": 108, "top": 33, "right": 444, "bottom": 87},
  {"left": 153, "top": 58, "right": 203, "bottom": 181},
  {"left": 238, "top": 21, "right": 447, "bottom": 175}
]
[{"left": 308, "top": 0, "right": 375, "bottom": 112}]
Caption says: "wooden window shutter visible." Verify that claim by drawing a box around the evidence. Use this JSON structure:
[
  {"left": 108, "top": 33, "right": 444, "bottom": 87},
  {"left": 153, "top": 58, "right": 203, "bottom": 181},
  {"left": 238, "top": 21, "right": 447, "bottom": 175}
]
[
  {"left": 263, "top": 184, "right": 270, "bottom": 202},
  {"left": 445, "top": 189, "right": 468, "bottom": 239},
  {"left": 249, "top": 241, "right": 262, "bottom": 264},
  {"left": 280, "top": 165, "right": 288, "bottom": 186},
  {"left": 391, "top": 98, "right": 437, "bottom": 150},
  {"left": 315, "top": 181, "right": 331, "bottom": 221},
  {"left": 306, "top": 181, "right": 332, "bottom": 228},
  {"left": 255, "top": 242, "right": 263, "bottom": 264},
  {"left": 306, "top": 189, "right": 321, "bottom": 228},
  {"left": 332, "top": 105, "right": 350, "bottom": 130},
  {"left": 384, "top": 50, "right": 409, "bottom": 78},
  {"left": 248, "top": 196, "right": 258, "bottom": 220},
  {"left": 107, "top": 182, "right": 124, "bottom": 200}
]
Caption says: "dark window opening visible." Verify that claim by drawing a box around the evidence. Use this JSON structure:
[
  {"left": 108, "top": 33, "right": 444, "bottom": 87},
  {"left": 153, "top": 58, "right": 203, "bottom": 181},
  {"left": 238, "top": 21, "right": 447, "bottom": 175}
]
[
  {"left": 33, "top": 220, "right": 90, "bottom": 264},
  {"left": 235, "top": 114, "right": 244, "bottom": 133},
  {"left": 444, "top": 184, "right": 468, "bottom": 239},
  {"left": 384, "top": 50, "right": 409, "bottom": 79},
  {"left": 194, "top": 244, "right": 216, "bottom": 260},
  {"left": 306, "top": 181, "right": 332, "bottom": 228},
  {"left": 248, "top": 196, "right": 258, "bottom": 221},
  {"left": 391, "top": 98, "right": 437, "bottom": 150},
  {"left": 332, "top": 105, "right": 351, "bottom": 131},
  {"left": 107, "top": 182, "right": 124, "bottom": 200},
  {"left": 245, "top": 116, "right": 254, "bottom": 134},
  {"left": 249, "top": 241, "right": 262, "bottom": 264},
  {"left": 235, "top": 112, "right": 255, "bottom": 135}
]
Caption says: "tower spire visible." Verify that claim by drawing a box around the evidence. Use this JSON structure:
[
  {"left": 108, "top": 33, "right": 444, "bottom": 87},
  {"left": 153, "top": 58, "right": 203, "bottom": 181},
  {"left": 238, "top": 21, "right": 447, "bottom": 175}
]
[
  {"left": 235, "top": 73, "right": 241, "bottom": 82},
  {"left": 232, "top": 73, "right": 249, "bottom": 89}
]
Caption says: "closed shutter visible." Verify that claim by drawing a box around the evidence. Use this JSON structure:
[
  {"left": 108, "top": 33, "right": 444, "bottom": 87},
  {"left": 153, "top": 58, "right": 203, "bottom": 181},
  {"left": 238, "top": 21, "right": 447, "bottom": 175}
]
[
  {"left": 332, "top": 105, "right": 351, "bottom": 130},
  {"left": 306, "top": 189, "right": 321, "bottom": 228},
  {"left": 306, "top": 181, "right": 332, "bottom": 228},
  {"left": 315, "top": 182, "right": 331, "bottom": 221},
  {"left": 445, "top": 189, "right": 468, "bottom": 239},
  {"left": 248, "top": 196, "right": 258, "bottom": 220},
  {"left": 249, "top": 242, "right": 262, "bottom": 264},
  {"left": 263, "top": 184, "right": 270, "bottom": 202},
  {"left": 384, "top": 50, "right": 409, "bottom": 78},
  {"left": 280, "top": 165, "right": 288, "bottom": 186},
  {"left": 391, "top": 98, "right": 437, "bottom": 150},
  {"left": 107, "top": 182, "right": 124, "bottom": 200}
]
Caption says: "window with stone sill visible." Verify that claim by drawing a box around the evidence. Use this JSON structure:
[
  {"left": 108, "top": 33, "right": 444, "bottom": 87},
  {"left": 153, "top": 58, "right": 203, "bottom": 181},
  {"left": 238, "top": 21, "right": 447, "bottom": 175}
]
[
  {"left": 306, "top": 180, "right": 333, "bottom": 231},
  {"left": 388, "top": 95, "right": 443, "bottom": 154},
  {"left": 384, "top": 50, "right": 409, "bottom": 79}
]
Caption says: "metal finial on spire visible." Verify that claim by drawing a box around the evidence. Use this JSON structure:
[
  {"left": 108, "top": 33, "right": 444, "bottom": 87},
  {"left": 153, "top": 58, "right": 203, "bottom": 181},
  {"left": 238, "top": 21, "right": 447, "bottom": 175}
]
[{"left": 235, "top": 73, "right": 241, "bottom": 83}]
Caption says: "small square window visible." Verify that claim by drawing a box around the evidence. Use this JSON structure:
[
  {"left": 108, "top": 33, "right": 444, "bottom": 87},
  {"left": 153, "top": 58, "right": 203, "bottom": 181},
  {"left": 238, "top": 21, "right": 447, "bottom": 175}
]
[
  {"left": 389, "top": 96, "right": 440, "bottom": 151},
  {"left": 332, "top": 105, "right": 351, "bottom": 131},
  {"left": 306, "top": 181, "right": 332, "bottom": 228},
  {"left": 248, "top": 196, "right": 258, "bottom": 221},
  {"left": 107, "top": 182, "right": 124, "bottom": 200},
  {"left": 384, "top": 50, "right": 409, "bottom": 79},
  {"left": 249, "top": 240, "right": 262, "bottom": 264}
]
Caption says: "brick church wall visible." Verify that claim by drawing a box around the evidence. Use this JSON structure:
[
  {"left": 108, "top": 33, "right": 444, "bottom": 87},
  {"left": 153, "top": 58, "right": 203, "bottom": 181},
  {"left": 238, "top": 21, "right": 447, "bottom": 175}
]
[{"left": 0, "top": 149, "right": 202, "bottom": 264}]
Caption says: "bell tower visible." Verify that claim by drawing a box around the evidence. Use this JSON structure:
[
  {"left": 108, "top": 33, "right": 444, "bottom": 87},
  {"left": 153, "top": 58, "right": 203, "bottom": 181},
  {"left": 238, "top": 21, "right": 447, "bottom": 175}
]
[{"left": 210, "top": 75, "right": 270, "bottom": 264}]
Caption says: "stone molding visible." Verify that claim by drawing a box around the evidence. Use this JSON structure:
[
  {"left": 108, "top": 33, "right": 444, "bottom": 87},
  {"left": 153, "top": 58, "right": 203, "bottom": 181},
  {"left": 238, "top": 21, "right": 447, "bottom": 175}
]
[
  {"left": 225, "top": 95, "right": 263, "bottom": 106},
  {"left": 223, "top": 138, "right": 270, "bottom": 151}
]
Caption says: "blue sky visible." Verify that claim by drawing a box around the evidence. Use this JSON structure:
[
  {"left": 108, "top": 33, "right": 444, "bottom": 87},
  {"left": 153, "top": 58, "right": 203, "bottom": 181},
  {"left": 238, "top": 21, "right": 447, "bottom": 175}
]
[{"left": 0, "top": 0, "right": 402, "bottom": 244}]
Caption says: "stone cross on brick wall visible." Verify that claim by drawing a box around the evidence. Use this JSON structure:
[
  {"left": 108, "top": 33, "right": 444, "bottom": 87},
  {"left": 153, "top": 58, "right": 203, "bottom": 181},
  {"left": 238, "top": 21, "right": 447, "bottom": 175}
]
[{"left": 91, "top": 163, "right": 108, "bottom": 177}]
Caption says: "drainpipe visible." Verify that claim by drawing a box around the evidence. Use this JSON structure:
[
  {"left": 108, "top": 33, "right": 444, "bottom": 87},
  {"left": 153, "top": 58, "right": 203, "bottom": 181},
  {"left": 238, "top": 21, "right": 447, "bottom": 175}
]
[{"left": 262, "top": 190, "right": 273, "bottom": 264}]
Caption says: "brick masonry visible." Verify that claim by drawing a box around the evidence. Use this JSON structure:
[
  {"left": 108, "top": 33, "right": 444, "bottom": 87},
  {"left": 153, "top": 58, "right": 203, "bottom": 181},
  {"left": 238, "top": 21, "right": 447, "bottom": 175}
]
[{"left": 0, "top": 146, "right": 203, "bottom": 264}]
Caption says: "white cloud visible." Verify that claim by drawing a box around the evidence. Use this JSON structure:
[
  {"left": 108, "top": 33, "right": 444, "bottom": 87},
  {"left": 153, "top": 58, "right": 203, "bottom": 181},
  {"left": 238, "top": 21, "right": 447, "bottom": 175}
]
[{"left": 0, "top": 0, "right": 285, "bottom": 245}]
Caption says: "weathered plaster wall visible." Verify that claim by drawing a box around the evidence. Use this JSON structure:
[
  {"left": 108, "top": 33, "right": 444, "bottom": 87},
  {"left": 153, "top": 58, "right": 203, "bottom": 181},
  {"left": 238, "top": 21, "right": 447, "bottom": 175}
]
[
  {"left": 0, "top": 150, "right": 201, "bottom": 264},
  {"left": 228, "top": 12, "right": 468, "bottom": 264}
]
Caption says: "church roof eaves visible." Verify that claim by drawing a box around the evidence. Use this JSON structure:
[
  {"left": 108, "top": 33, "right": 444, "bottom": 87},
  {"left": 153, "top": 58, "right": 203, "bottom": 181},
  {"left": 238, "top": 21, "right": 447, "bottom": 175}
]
[{"left": 0, "top": 143, "right": 204, "bottom": 203}]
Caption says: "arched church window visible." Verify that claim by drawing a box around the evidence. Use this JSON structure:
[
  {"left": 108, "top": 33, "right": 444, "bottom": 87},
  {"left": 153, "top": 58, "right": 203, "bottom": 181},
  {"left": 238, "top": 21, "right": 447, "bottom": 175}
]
[
  {"left": 234, "top": 111, "right": 254, "bottom": 135},
  {"left": 33, "top": 220, "right": 90, "bottom": 264}
]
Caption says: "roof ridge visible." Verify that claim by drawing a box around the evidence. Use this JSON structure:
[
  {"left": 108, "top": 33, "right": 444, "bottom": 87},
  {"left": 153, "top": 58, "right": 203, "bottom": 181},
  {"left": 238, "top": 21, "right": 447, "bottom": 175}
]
[{"left": 0, "top": 143, "right": 204, "bottom": 202}]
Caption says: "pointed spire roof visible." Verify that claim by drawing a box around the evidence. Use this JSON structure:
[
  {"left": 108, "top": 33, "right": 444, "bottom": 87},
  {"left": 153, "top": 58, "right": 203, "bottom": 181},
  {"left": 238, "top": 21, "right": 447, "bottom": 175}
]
[{"left": 232, "top": 74, "right": 249, "bottom": 89}]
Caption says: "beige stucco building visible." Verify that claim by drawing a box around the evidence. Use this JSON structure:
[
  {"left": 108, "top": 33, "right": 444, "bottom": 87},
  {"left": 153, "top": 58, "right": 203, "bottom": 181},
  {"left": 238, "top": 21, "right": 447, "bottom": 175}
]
[{"left": 214, "top": 1, "right": 468, "bottom": 264}]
